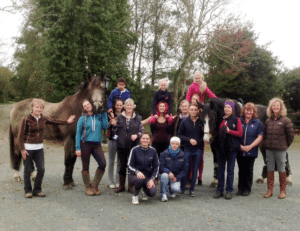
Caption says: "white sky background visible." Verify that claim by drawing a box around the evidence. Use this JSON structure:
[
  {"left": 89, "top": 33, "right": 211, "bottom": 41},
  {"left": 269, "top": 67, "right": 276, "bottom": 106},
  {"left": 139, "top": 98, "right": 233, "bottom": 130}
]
[{"left": 0, "top": 0, "right": 299, "bottom": 69}]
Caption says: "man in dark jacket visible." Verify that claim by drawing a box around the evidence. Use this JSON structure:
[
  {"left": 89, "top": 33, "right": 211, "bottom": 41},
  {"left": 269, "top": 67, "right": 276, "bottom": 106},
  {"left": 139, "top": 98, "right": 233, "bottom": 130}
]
[{"left": 178, "top": 104, "right": 204, "bottom": 197}]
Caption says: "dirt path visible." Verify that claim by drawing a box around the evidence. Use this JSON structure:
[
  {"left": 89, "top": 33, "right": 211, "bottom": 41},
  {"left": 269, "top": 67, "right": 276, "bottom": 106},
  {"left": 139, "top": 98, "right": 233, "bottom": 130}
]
[{"left": 0, "top": 104, "right": 300, "bottom": 231}]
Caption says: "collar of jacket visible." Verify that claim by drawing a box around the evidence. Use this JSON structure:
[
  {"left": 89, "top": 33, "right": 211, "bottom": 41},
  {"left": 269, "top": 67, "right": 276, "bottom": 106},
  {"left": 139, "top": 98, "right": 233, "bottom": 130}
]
[
  {"left": 121, "top": 111, "right": 136, "bottom": 118},
  {"left": 29, "top": 113, "right": 42, "bottom": 120}
]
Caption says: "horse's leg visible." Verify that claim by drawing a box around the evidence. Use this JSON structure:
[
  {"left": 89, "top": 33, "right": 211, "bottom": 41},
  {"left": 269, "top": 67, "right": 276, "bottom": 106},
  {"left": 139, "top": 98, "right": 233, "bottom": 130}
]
[
  {"left": 285, "top": 152, "right": 292, "bottom": 186},
  {"left": 10, "top": 127, "right": 22, "bottom": 182},
  {"left": 256, "top": 145, "right": 267, "bottom": 184},
  {"left": 63, "top": 136, "right": 77, "bottom": 190}
]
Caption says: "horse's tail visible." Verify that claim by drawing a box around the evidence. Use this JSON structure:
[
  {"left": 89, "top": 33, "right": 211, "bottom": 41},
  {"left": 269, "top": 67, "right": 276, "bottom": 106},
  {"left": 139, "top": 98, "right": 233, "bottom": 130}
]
[
  {"left": 219, "top": 126, "right": 227, "bottom": 161},
  {"left": 9, "top": 125, "right": 22, "bottom": 171}
]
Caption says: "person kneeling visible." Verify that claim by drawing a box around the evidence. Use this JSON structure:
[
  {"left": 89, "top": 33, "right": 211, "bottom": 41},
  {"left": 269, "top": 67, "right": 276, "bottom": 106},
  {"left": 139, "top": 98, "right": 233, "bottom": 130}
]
[
  {"left": 159, "top": 137, "right": 188, "bottom": 202},
  {"left": 128, "top": 132, "right": 159, "bottom": 205}
]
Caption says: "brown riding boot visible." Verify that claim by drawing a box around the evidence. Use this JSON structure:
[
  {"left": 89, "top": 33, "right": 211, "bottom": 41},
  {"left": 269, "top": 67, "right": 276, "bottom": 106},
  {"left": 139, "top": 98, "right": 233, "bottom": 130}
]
[
  {"left": 115, "top": 175, "right": 126, "bottom": 193},
  {"left": 82, "top": 171, "right": 95, "bottom": 196},
  {"left": 264, "top": 171, "right": 274, "bottom": 198},
  {"left": 128, "top": 182, "right": 134, "bottom": 194},
  {"left": 91, "top": 169, "right": 105, "bottom": 196},
  {"left": 279, "top": 171, "right": 287, "bottom": 199}
]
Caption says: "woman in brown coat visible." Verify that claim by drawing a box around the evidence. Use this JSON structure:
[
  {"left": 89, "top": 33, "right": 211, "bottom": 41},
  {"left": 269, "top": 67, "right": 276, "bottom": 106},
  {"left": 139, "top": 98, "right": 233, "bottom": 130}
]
[{"left": 264, "top": 97, "right": 294, "bottom": 199}]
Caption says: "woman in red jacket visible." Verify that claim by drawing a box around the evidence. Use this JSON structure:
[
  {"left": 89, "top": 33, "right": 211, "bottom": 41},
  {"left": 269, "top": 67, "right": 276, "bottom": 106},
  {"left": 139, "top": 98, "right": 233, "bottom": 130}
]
[{"left": 18, "top": 99, "right": 75, "bottom": 198}]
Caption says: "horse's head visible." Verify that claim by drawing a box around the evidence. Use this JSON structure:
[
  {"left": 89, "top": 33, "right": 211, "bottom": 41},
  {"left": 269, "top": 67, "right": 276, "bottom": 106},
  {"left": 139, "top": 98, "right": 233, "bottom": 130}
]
[
  {"left": 200, "top": 104, "right": 216, "bottom": 144},
  {"left": 86, "top": 76, "right": 105, "bottom": 113},
  {"left": 199, "top": 98, "right": 224, "bottom": 144}
]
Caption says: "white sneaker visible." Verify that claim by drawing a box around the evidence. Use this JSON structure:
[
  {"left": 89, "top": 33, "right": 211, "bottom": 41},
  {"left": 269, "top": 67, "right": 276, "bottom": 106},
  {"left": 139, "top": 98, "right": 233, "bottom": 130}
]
[
  {"left": 161, "top": 194, "right": 168, "bottom": 202},
  {"left": 115, "top": 183, "right": 119, "bottom": 188},
  {"left": 169, "top": 193, "right": 176, "bottom": 198},
  {"left": 141, "top": 191, "right": 148, "bottom": 201},
  {"left": 108, "top": 183, "right": 116, "bottom": 189},
  {"left": 132, "top": 196, "right": 139, "bottom": 205}
]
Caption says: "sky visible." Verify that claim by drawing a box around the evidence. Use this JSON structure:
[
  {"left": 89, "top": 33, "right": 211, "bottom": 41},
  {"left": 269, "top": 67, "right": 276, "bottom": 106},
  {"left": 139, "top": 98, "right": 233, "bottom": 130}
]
[{"left": 0, "top": 0, "right": 299, "bottom": 69}]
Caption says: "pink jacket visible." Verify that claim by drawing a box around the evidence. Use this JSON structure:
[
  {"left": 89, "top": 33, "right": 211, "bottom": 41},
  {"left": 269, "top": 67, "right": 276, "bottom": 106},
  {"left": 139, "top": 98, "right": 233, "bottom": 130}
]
[{"left": 186, "top": 82, "right": 217, "bottom": 103}]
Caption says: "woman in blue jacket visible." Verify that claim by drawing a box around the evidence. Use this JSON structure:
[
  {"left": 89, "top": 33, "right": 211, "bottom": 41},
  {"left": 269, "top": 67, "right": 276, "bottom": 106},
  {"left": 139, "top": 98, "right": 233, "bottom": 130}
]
[
  {"left": 128, "top": 132, "right": 159, "bottom": 205},
  {"left": 75, "top": 99, "right": 109, "bottom": 196},
  {"left": 159, "top": 137, "right": 188, "bottom": 202},
  {"left": 237, "top": 103, "right": 263, "bottom": 196}
]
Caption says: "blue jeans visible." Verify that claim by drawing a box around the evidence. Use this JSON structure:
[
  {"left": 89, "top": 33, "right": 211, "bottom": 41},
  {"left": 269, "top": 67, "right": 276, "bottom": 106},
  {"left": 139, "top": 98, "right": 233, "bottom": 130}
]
[
  {"left": 160, "top": 173, "right": 181, "bottom": 195},
  {"left": 181, "top": 149, "right": 203, "bottom": 192},
  {"left": 217, "top": 151, "right": 237, "bottom": 193}
]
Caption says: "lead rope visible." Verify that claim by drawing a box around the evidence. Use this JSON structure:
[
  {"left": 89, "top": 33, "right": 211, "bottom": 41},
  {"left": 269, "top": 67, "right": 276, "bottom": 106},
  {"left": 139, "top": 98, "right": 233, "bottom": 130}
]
[{"left": 83, "top": 113, "right": 87, "bottom": 143}]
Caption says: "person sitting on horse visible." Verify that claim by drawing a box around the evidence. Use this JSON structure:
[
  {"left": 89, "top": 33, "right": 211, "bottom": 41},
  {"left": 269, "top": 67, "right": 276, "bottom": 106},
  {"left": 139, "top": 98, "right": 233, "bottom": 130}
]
[
  {"left": 186, "top": 71, "right": 217, "bottom": 103},
  {"left": 18, "top": 98, "right": 75, "bottom": 198},
  {"left": 75, "top": 99, "right": 109, "bottom": 196},
  {"left": 107, "top": 77, "right": 130, "bottom": 118},
  {"left": 160, "top": 137, "right": 188, "bottom": 202},
  {"left": 151, "top": 79, "right": 173, "bottom": 120}
]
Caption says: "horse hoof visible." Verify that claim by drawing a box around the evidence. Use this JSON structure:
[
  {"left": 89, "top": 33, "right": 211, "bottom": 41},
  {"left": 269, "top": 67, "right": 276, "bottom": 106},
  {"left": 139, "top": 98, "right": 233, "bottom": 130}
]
[
  {"left": 287, "top": 181, "right": 292, "bottom": 186},
  {"left": 71, "top": 181, "right": 77, "bottom": 187},
  {"left": 63, "top": 184, "right": 73, "bottom": 190},
  {"left": 63, "top": 181, "right": 77, "bottom": 190},
  {"left": 14, "top": 176, "right": 21, "bottom": 182},
  {"left": 256, "top": 178, "right": 264, "bottom": 184}
]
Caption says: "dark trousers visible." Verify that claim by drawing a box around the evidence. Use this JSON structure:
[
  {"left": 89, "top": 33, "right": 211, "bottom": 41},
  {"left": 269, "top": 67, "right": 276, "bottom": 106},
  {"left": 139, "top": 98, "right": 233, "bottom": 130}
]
[
  {"left": 117, "top": 148, "right": 130, "bottom": 177},
  {"left": 237, "top": 155, "right": 255, "bottom": 192},
  {"left": 217, "top": 151, "right": 237, "bottom": 193},
  {"left": 181, "top": 149, "right": 203, "bottom": 192},
  {"left": 80, "top": 142, "right": 106, "bottom": 171},
  {"left": 152, "top": 142, "right": 169, "bottom": 158},
  {"left": 23, "top": 149, "right": 45, "bottom": 194},
  {"left": 128, "top": 175, "right": 157, "bottom": 197}
]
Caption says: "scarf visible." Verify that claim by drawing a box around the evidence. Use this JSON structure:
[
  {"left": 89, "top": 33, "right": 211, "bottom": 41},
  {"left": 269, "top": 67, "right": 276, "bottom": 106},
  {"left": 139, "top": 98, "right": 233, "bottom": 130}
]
[{"left": 168, "top": 145, "right": 180, "bottom": 156}]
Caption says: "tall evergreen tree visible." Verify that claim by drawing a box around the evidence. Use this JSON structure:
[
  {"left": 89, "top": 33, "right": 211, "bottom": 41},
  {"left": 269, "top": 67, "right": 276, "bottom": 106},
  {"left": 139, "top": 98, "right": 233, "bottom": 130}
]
[{"left": 36, "top": 0, "right": 135, "bottom": 101}]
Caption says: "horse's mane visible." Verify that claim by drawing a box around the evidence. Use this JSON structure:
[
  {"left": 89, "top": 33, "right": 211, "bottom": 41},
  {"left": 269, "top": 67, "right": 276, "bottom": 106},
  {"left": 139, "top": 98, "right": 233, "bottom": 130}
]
[{"left": 75, "top": 81, "right": 88, "bottom": 94}]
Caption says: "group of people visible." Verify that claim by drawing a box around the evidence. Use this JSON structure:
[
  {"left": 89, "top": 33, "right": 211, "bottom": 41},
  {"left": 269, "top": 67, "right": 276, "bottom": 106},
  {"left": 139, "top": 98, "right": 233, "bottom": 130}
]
[{"left": 18, "top": 72, "right": 294, "bottom": 204}]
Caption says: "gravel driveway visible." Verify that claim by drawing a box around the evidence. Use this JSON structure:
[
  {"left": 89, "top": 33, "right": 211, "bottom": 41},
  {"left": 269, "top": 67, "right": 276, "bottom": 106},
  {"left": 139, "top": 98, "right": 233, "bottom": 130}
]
[{"left": 0, "top": 104, "right": 299, "bottom": 231}]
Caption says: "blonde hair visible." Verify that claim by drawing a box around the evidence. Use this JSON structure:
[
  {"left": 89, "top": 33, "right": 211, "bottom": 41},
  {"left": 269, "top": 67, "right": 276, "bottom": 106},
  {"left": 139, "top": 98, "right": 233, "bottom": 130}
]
[
  {"left": 193, "top": 71, "right": 204, "bottom": 81},
  {"left": 31, "top": 98, "right": 44, "bottom": 109},
  {"left": 267, "top": 97, "right": 287, "bottom": 118},
  {"left": 193, "top": 71, "right": 207, "bottom": 94},
  {"left": 180, "top": 100, "right": 189, "bottom": 107},
  {"left": 158, "top": 79, "right": 168, "bottom": 90},
  {"left": 241, "top": 102, "right": 258, "bottom": 119}
]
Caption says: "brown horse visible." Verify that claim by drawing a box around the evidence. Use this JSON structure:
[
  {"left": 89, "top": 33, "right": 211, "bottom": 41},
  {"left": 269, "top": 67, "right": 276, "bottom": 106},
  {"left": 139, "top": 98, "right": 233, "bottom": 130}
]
[{"left": 9, "top": 75, "right": 105, "bottom": 189}]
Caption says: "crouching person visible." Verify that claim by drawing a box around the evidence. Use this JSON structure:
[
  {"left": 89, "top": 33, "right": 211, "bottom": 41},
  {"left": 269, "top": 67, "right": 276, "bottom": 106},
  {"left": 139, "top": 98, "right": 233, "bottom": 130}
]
[
  {"left": 128, "top": 132, "right": 159, "bottom": 205},
  {"left": 160, "top": 137, "right": 188, "bottom": 202}
]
